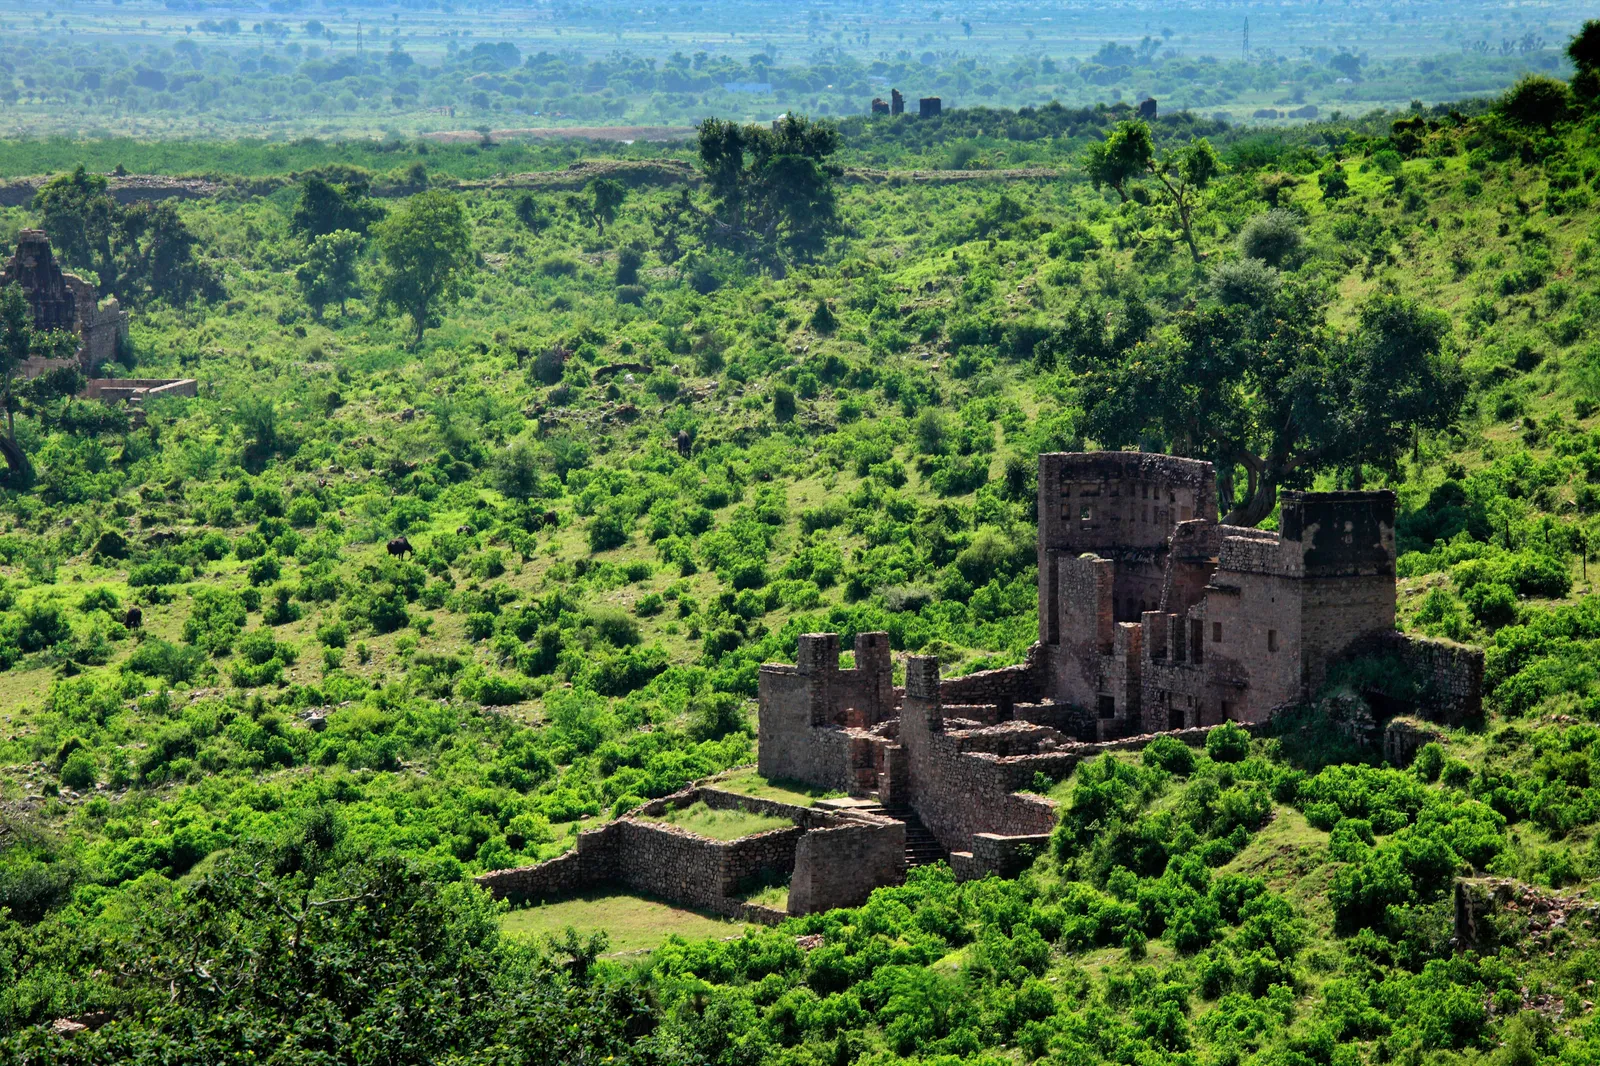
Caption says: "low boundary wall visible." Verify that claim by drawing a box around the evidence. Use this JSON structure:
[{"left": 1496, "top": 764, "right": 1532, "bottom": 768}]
[{"left": 475, "top": 785, "right": 904, "bottom": 923}]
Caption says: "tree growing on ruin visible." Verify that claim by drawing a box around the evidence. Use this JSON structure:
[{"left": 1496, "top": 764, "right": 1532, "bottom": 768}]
[
  {"left": 31, "top": 165, "right": 118, "bottom": 289},
  {"left": 1057, "top": 284, "right": 1464, "bottom": 526},
  {"left": 1084, "top": 120, "right": 1222, "bottom": 261},
  {"left": 694, "top": 113, "right": 842, "bottom": 270},
  {"left": 31, "top": 167, "right": 222, "bottom": 307},
  {"left": 0, "top": 283, "right": 78, "bottom": 481},
  {"left": 372, "top": 190, "right": 473, "bottom": 348}
]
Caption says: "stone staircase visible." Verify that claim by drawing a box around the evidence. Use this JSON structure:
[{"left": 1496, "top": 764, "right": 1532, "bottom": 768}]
[{"left": 856, "top": 799, "right": 948, "bottom": 869}]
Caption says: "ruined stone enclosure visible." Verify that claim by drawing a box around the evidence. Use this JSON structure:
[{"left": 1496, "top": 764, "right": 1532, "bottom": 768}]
[
  {"left": 755, "top": 451, "right": 1485, "bottom": 882},
  {"left": 1, "top": 230, "right": 128, "bottom": 376},
  {"left": 483, "top": 452, "right": 1487, "bottom": 922},
  {"left": 475, "top": 785, "right": 905, "bottom": 923}
]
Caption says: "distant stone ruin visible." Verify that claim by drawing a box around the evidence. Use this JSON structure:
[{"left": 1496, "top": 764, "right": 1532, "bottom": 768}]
[
  {"left": 918, "top": 97, "right": 942, "bottom": 118},
  {"left": 0, "top": 230, "right": 128, "bottom": 377},
  {"left": 755, "top": 452, "right": 1483, "bottom": 883},
  {"left": 483, "top": 451, "right": 1485, "bottom": 919},
  {"left": 476, "top": 784, "right": 905, "bottom": 922},
  {"left": 1138, "top": 97, "right": 1159, "bottom": 120}
]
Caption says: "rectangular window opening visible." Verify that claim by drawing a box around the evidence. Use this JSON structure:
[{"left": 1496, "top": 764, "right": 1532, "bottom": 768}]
[
  {"left": 1212, "top": 622, "right": 1223, "bottom": 644},
  {"left": 1098, "top": 695, "right": 1117, "bottom": 719},
  {"left": 1268, "top": 629, "right": 1278, "bottom": 653}
]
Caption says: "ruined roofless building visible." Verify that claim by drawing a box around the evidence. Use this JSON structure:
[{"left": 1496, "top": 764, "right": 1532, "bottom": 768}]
[
  {"left": 757, "top": 451, "right": 1484, "bottom": 880},
  {"left": 0, "top": 229, "right": 129, "bottom": 377}
]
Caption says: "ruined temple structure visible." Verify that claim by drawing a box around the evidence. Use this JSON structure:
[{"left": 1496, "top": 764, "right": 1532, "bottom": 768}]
[
  {"left": 1138, "top": 97, "right": 1159, "bottom": 120},
  {"left": 0, "top": 229, "right": 128, "bottom": 377},
  {"left": 871, "top": 97, "right": 891, "bottom": 115},
  {"left": 918, "top": 96, "right": 942, "bottom": 118},
  {"left": 891, "top": 88, "right": 905, "bottom": 116},
  {"left": 757, "top": 451, "right": 1485, "bottom": 881}
]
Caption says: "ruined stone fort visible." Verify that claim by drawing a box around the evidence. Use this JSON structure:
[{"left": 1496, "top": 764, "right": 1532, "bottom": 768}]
[
  {"left": 1, "top": 229, "right": 128, "bottom": 376},
  {"left": 2, "top": 230, "right": 196, "bottom": 419},
  {"left": 480, "top": 451, "right": 1482, "bottom": 920}
]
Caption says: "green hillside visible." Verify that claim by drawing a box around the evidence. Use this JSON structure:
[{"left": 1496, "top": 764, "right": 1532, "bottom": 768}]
[{"left": 4, "top": 36, "right": 1600, "bottom": 1065}]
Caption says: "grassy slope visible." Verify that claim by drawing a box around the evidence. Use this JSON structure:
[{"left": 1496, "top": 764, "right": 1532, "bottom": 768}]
[{"left": 5, "top": 102, "right": 1600, "bottom": 1057}]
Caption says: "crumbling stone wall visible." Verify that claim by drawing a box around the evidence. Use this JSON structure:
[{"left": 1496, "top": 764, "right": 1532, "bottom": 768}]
[
  {"left": 758, "top": 631, "right": 894, "bottom": 790},
  {"left": 1, "top": 230, "right": 128, "bottom": 376},
  {"left": 951, "top": 832, "right": 1051, "bottom": 881},
  {"left": 1345, "top": 631, "right": 1485, "bottom": 725},
  {"left": 938, "top": 644, "right": 1042, "bottom": 711},
  {"left": 789, "top": 820, "right": 905, "bottom": 913},
  {"left": 476, "top": 786, "right": 899, "bottom": 919},
  {"left": 899, "top": 657, "right": 1061, "bottom": 855}
]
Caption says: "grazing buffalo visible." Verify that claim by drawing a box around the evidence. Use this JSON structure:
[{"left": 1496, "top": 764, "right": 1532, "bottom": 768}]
[
  {"left": 676, "top": 429, "right": 692, "bottom": 458},
  {"left": 456, "top": 524, "right": 475, "bottom": 536},
  {"left": 387, "top": 536, "right": 414, "bottom": 560},
  {"left": 123, "top": 605, "right": 143, "bottom": 629}
]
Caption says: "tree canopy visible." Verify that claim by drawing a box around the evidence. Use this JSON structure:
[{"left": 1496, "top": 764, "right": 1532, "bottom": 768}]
[
  {"left": 695, "top": 113, "right": 841, "bottom": 269},
  {"left": 1056, "top": 283, "right": 1465, "bottom": 525},
  {"left": 372, "top": 191, "right": 474, "bottom": 348}
]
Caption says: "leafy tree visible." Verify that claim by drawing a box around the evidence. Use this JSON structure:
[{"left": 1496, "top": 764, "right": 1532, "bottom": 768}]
[
  {"left": 116, "top": 200, "right": 225, "bottom": 306},
  {"left": 1570, "top": 20, "right": 1600, "bottom": 100},
  {"left": 30, "top": 165, "right": 118, "bottom": 287},
  {"left": 567, "top": 177, "right": 625, "bottom": 236},
  {"left": 695, "top": 113, "right": 842, "bottom": 268},
  {"left": 1085, "top": 121, "right": 1222, "bottom": 261},
  {"left": 652, "top": 187, "right": 697, "bottom": 281},
  {"left": 0, "top": 283, "right": 78, "bottom": 480},
  {"left": 1237, "top": 209, "right": 1303, "bottom": 268},
  {"left": 514, "top": 192, "right": 550, "bottom": 232},
  {"left": 1498, "top": 75, "right": 1572, "bottom": 130},
  {"left": 31, "top": 167, "right": 220, "bottom": 306},
  {"left": 373, "top": 191, "right": 474, "bottom": 348},
  {"left": 1084, "top": 121, "right": 1153, "bottom": 202},
  {"left": 297, "top": 229, "right": 363, "bottom": 319},
  {"left": 1063, "top": 285, "right": 1464, "bottom": 525},
  {"left": 290, "top": 176, "right": 385, "bottom": 239}
]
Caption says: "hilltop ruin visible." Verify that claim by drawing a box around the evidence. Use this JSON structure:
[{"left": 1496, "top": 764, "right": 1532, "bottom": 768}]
[
  {"left": 0, "top": 229, "right": 128, "bottom": 376},
  {"left": 482, "top": 451, "right": 1483, "bottom": 919}
]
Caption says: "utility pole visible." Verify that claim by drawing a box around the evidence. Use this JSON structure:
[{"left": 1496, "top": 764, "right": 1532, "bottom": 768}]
[
  {"left": 356, "top": 19, "right": 363, "bottom": 57},
  {"left": 1242, "top": 17, "right": 1250, "bottom": 61}
]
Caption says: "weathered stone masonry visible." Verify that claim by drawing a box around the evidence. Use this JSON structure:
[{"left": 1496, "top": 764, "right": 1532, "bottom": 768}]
[
  {"left": 754, "top": 450, "right": 1486, "bottom": 890},
  {"left": 485, "top": 451, "right": 1488, "bottom": 923},
  {"left": 1, "top": 229, "right": 128, "bottom": 376},
  {"left": 476, "top": 785, "right": 904, "bottom": 922}
]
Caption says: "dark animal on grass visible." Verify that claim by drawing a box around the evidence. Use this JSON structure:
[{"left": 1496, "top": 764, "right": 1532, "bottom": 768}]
[
  {"left": 457, "top": 524, "right": 475, "bottom": 536},
  {"left": 676, "top": 429, "right": 692, "bottom": 458},
  {"left": 387, "top": 536, "right": 414, "bottom": 560},
  {"left": 124, "top": 605, "right": 142, "bottom": 629}
]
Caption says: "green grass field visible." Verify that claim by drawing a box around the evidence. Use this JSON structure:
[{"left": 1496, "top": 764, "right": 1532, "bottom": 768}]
[
  {"left": 641, "top": 801, "right": 794, "bottom": 841},
  {"left": 500, "top": 891, "right": 753, "bottom": 954},
  {"left": 707, "top": 768, "right": 842, "bottom": 807}
]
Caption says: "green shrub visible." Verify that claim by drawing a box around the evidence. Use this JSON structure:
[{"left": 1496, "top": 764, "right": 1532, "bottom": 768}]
[
  {"left": 1413, "top": 742, "right": 1445, "bottom": 782},
  {"left": 1143, "top": 735, "right": 1197, "bottom": 775},
  {"left": 129, "top": 561, "right": 184, "bottom": 587},
  {"left": 125, "top": 638, "right": 206, "bottom": 685},
  {"left": 1205, "top": 722, "right": 1251, "bottom": 764},
  {"left": 59, "top": 748, "right": 99, "bottom": 790}
]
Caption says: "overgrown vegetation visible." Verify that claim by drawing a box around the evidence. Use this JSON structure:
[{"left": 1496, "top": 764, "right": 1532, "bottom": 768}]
[{"left": 8, "top": 22, "right": 1600, "bottom": 1062}]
